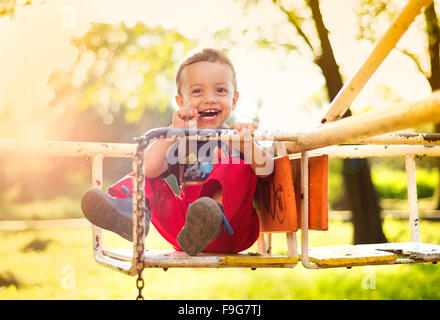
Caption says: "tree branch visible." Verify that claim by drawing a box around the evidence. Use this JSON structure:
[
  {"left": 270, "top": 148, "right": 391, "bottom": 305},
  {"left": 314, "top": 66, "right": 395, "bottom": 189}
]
[
  {"left": 399, "top": 48, "right": 427, "bottom": 77},
  {"left": 271, "top": 0, "right": 316, "bottom": 55}
]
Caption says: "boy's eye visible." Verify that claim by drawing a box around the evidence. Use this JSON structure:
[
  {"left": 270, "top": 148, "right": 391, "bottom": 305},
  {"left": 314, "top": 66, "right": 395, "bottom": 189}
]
[
  {"left": 192, "top": 88, "right": 201, "bottom": 94},
  {"left": 217, "top": 88, "right": 227, "bottom": 93}
]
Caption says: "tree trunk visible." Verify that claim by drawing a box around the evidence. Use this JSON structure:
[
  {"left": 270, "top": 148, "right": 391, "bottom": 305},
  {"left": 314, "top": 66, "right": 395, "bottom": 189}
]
[
  {"left": 309, "top": 0, "right": 387, "bottom": 244},
  {"left": 432, "top": 123, "right": 440, "bottom": 210},
  {"left": 424, "top": 3, "right": 440, "bottom": 210}
]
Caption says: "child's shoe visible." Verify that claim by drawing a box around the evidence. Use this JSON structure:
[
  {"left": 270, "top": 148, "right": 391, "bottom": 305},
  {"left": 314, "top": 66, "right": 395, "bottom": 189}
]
[
  {"left": 177, "top": 197, "right": 225, "bottom": 256},
  {"left": 81, "top": 188, "right": 151, "bottom": 242}
]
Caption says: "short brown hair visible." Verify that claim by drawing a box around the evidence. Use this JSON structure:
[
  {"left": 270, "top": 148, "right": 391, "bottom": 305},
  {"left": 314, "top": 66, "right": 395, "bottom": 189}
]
[{"left": 175, "top": 48, "right": 237, "bottom": 96}]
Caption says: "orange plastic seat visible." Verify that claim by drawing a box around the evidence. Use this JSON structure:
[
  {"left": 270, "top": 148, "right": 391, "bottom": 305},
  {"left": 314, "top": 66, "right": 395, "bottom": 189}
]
[
  {"left": 254, "top": 154, "right": 328, "bottom": 233},
  {"left": 291, "top": 154, "right": 329, "bottom": 231},
  {"left": 254, "top": 156, "right": 298, "bottom": 232}
]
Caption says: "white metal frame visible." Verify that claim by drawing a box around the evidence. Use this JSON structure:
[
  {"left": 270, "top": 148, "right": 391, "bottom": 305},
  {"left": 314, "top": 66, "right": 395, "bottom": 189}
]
[
  {"left": 298, "top": 145, "right": 440, "bottom": 269},
  {"left": 1, "top": 138, "right": 440, "bottom": 273},
  {"left": 90, "top": 139, "right": 440, "bottom": 270}
]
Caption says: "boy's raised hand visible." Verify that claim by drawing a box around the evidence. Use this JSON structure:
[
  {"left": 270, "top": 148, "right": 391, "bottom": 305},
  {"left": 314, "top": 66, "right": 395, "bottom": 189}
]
[
  {"left": 229, "top": 121, "right": 273, "bottom": 177},
  {"left": 229, "top": 121, "right": 258, "bottom": 152},
  {"left": 172, "top": 107, "right": 199, "bottom": 128},
  {"left": 230, "top": 122, "right": 258, "bottom": 137}
]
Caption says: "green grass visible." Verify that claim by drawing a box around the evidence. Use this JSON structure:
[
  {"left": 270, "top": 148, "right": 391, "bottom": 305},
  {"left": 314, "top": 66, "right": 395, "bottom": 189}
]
[
  {"left": 1, "top": 218, "right": 440, "bottom": 300},
  {"left": 0, "top": 196, "right": 83, "bottom": 221}
]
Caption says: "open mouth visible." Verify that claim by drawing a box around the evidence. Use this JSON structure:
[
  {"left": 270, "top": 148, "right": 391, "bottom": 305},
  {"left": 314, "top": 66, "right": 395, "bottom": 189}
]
[{"left": 199, "top": 109, "right": 220, "bottom": 121}]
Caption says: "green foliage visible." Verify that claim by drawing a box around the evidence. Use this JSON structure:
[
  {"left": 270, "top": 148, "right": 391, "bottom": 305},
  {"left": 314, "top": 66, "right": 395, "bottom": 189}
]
[
  {"left": 356, "top": 0, "right": 399, "bottom": 42},
  {"left": 328, "top": 158, "right": 440, "bottom": 207},
  {"left": 371, "top": 165, "right": 439, "bottom": 199},
  {"left": 50, "top": 22, "right": 196, "bottom": 124},
  {"left": 0, "top": 0, "right": 33, "bottom": 18}
]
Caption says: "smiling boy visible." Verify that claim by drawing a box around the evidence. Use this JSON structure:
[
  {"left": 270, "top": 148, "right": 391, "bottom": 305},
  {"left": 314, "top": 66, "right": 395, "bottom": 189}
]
[{"left": 81, "top": 48, "right": 273, "bottom": 256}]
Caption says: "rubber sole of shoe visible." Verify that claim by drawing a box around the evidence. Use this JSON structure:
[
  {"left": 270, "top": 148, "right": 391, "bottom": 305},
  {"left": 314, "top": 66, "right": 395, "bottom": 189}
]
[
  {"left": 81, "top": 188, "right": 133, "bottom": 242},
  {"left": 177, "top": 197, "right": 223, "bottom": 256}
]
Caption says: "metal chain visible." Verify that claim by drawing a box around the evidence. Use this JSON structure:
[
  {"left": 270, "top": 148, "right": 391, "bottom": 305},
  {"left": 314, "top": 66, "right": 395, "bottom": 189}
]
[
  {"left": 134, "top": 137, "right": 146, "bottom": 300},
  {"left": 130, "top": 130, "right": 222, "bottom": 299}
]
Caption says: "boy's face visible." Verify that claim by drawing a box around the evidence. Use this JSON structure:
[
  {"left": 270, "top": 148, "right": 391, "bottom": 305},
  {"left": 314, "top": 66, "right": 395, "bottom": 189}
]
[{"left": 176, "top": 61, "right": 238, "bottom": 129}]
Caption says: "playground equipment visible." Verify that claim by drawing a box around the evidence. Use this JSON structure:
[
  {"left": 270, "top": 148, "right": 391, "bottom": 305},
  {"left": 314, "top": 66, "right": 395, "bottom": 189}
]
[
  {"left": 1, "top": 97, "right": 440, "bottom": 299},
  {"left": 1, "top": 0, "right": 440, "bottom": 299},
  {"left": 2, "top": 113, "right": 440, "bottom": 301}
]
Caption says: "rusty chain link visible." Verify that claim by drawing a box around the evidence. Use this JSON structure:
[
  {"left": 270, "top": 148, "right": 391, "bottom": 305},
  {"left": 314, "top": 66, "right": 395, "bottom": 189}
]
[{"left": 133, "top": 136, "right": 147, "bottom": 300}]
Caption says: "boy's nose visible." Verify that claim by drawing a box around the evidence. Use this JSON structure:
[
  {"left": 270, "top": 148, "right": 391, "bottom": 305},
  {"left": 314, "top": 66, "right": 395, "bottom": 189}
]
[{"left": 204, "top": 92, "right": 218, "bottom": 103}]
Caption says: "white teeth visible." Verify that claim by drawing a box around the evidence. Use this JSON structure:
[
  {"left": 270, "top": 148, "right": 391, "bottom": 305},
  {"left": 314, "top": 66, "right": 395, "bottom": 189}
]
[{"left": 199, "top": 109, "right": 220, "bottom": 118}]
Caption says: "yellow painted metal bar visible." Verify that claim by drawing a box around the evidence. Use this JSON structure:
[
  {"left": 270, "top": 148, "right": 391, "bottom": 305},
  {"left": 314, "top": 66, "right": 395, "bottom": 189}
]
[
  {"left": 221, "top": 255, "right": 298, "bottom": 265},
  {"left": 321, "top": 0, "right": 433, "bottom": 123},
  {"left": 306, "top": 245, "right": 397, "bottom": 267},
  {"left": 286, "top": 91, "right": 440, "bottom": 154}
]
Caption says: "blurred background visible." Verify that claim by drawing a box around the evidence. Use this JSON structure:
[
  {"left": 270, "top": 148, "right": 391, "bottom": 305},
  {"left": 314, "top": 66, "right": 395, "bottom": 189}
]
[
  {"left": 1, "top": 0, "right": 438, "bottom": 218},
  {"left": 1, "top": 0, "right": 440, "bottom": 299}
]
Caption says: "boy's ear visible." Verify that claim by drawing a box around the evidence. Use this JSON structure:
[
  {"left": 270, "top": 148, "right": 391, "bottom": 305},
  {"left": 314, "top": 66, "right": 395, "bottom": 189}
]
[
  {"left": 175, "top": 95, "right": 184, "bottom": 108},
  {"left": 232, "top": 91, "right": 239, "bottom": 110}
]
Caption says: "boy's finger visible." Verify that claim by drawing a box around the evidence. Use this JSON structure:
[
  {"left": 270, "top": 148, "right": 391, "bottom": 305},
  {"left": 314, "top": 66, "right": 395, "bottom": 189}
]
[
  {"left": 237, "top": 127, "right": 248, "bottom": 137},
  {"left": 177, "top": 109, "right": 186, "bottom": 119},
  {"left": 234, "top": 126, "right": 244, "bottom": 135},
  {"left": 183, "top": 109, "right": 192, "bottom": 120},
  {"left": 187, "top": 109, "right": 198, "bottom": 128}
]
